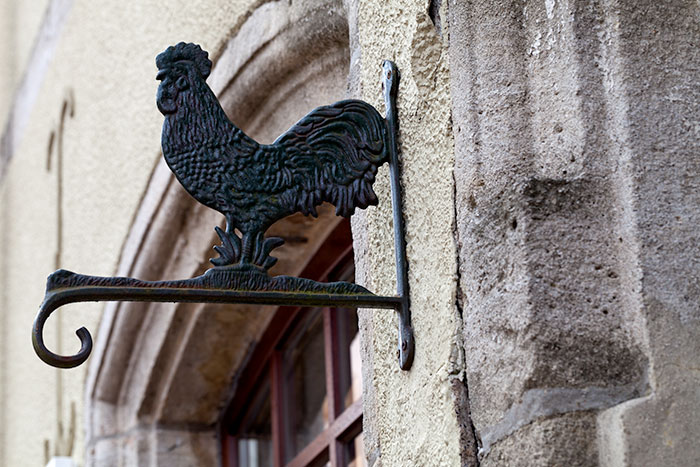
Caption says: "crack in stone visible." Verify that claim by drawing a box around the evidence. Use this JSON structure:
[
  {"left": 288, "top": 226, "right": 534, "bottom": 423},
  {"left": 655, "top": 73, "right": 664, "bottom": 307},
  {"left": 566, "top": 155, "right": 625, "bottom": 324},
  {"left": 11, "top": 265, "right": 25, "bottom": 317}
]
[{"left": 451, "top": 150, "right": 481, "bottom": 466}]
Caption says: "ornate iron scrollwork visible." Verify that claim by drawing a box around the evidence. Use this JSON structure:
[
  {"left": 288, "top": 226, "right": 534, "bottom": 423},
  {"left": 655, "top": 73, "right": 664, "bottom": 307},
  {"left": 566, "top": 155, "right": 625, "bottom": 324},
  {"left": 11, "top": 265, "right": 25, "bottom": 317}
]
[{"left": 32, "top": 43, "right": 414, "bottom": 370}]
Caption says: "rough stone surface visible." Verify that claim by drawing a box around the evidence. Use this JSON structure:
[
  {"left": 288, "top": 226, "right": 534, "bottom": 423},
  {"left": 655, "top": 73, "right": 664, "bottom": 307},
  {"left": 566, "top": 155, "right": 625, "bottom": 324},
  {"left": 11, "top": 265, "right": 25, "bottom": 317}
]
[
  {"left": 594, "top": 1, "right": 700, "bottom": 465},
  {"left": 349, "top": 0, "right": 470, "bottom": 465},
  {"left": 485, "top": 412, "right": 599, "bottom": 467},
  {"left": 86, "top": 425, "right": 218, "bottom": 467},
  {"left": 450, "top": 0, "right": 699, "bottom": 465}
]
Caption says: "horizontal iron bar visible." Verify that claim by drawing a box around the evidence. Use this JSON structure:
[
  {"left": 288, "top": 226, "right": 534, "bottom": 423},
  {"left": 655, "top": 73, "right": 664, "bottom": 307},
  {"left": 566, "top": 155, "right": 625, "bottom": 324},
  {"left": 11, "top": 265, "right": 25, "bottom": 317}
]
[{"left": 41, "top": 286, "right": 403, "bottom": 310}]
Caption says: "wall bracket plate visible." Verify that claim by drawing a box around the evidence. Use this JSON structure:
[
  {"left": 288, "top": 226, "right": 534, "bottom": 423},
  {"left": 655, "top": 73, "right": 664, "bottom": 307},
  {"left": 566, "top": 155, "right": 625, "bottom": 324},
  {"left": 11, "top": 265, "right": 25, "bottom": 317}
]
[{"left": 32, "top": 43, "right": 414, "bottom": 371}]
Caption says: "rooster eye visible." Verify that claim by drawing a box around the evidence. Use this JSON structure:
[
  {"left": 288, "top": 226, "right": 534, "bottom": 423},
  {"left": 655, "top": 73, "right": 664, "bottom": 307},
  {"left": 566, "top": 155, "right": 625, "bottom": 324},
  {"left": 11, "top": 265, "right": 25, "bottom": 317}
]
[{"left": 175, "top": 76, "right": 189, "bottom": 90}]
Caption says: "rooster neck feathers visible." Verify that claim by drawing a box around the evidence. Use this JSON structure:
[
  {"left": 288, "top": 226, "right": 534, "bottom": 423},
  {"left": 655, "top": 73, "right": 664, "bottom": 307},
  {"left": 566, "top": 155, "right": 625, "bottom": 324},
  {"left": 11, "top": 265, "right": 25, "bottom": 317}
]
[
  {"left": 159, "top": 73, "right": 255, "bottom": 157},
  {"left": 161, "top": 82, "right": 256, "bottom": 158}
]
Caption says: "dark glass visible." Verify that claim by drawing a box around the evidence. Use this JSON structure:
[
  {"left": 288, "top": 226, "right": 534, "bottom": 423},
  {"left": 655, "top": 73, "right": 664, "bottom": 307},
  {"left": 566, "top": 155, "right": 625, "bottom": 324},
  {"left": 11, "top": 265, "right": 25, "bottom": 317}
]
[
  {"left": 283, "top": 309, "right": 328, "bottom": 461},
  {"left": 237, "top": 375, "right": 273, "bottom": 467},
  {"left": 328, "top": 261, "right": 362, "bottom": 411},
  {"left": 337, "top": 307, "right": 362, "bottom": 410},
  {"left": 345, "top": 434, "right": 367, "bottom": 467}
]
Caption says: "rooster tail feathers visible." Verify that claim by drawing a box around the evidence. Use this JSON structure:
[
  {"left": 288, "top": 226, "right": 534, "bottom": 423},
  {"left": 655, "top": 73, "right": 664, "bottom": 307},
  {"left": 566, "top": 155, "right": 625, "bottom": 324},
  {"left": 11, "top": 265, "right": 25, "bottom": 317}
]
[{"left": 276, "top": 99, "right": 388, "bottom": 218}]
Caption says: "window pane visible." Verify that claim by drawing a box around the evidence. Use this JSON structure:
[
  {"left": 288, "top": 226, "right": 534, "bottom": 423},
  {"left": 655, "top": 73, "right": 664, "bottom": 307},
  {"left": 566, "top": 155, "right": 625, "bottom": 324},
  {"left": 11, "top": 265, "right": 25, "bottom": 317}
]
[
  {"left": 283, "top": 309, "right": 328, "bottom": 461},
  {"left": 237, "top": 377, "right": 273, "bottom": 467},
  {"left": 238, "top": 438, "right": 273, "bottom": 467},
  {"left": 337, "top": 308, "right": 362, "bottom": 410},
  {"left": 326, "top": 260, "right": 363, "bottom": 412},
  {"left": 345, "top": 434, "right": 367, "bottom": 467}
]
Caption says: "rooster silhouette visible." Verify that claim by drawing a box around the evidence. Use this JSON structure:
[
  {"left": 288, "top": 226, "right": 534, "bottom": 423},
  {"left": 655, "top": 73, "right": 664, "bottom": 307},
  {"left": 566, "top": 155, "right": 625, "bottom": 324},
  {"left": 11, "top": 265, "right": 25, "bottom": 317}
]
[{"left": 156, "top": 43, "right": 389, "bottom": 269}]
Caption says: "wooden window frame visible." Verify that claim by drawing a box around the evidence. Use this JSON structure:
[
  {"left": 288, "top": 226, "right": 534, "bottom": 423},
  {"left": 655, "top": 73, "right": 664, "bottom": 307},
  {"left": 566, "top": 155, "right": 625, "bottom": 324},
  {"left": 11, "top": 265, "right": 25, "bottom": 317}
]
[{"left": 222, "top": 219, "right": 363, "bottom": 467}]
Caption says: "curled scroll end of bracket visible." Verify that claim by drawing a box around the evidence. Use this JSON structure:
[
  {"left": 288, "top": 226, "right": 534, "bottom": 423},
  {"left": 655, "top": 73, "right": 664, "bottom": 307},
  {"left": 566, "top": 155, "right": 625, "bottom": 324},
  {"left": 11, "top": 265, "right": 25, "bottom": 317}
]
[{"left": 32, "top": 296, "right": 93, "bottom": 369}]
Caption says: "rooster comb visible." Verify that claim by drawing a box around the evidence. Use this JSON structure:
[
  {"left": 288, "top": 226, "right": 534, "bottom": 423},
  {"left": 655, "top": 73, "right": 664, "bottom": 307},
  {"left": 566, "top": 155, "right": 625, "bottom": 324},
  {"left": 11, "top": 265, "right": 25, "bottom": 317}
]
[{"left": 156, "top": 42, "right": 212, "bottom": 79}]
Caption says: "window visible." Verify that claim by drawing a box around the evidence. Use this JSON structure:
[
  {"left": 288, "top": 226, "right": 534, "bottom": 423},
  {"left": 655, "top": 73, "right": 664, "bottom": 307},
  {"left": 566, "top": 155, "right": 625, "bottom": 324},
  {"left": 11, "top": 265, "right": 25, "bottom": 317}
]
[{"left": 222, "top": 220, "right": 366, "bottom": 467}]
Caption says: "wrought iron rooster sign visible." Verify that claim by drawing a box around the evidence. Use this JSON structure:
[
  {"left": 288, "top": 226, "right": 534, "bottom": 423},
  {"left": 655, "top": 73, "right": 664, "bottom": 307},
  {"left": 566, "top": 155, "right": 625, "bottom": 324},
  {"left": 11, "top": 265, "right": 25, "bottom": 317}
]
[{"left": 33, "top": 43, "right": 414, "bottom": 371}]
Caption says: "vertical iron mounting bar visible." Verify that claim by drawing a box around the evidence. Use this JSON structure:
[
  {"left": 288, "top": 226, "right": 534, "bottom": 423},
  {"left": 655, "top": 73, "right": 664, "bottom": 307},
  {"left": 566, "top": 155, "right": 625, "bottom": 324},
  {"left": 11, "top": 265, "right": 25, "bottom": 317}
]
[{"left": 383, "top": 61, "right": 414, "bottom": 371}]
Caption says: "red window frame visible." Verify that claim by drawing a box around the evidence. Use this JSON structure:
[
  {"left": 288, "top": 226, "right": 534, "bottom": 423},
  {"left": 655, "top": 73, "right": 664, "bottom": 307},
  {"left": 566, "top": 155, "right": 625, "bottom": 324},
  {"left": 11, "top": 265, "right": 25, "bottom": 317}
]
[{"left": 221, "top": 219, "right": 363, "bottom": 467}]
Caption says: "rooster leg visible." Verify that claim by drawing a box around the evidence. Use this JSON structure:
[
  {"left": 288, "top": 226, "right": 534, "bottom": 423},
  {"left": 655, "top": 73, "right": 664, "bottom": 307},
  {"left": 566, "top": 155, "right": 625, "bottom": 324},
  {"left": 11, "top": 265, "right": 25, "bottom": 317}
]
[
  {"left": 240, "top": 232, "right": 255, "bottom": 264},
  {"left": 225, "top": 215, "right": 235, "bottom": 235}
]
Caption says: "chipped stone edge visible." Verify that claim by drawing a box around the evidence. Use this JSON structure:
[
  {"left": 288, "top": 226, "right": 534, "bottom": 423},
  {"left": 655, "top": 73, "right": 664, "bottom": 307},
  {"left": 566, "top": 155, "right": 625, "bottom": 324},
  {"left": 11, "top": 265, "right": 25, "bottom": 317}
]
[{"left": 478, "top": 379, "right": 650, "bottom": 457}]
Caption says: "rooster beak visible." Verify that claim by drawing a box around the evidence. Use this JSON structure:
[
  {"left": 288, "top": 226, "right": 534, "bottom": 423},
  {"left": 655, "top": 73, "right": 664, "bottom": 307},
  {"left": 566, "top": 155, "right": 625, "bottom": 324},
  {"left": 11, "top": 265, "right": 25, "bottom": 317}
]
[{"left": 156, "top": 69, "right": 167, "bottom": 81}]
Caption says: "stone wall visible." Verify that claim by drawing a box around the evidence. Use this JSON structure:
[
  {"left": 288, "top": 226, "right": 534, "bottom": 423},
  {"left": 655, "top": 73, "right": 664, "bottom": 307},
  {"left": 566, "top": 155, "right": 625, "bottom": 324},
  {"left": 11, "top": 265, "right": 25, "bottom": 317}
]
[{"left": 449, "top": 0, "right": 699, "bottom": 465}]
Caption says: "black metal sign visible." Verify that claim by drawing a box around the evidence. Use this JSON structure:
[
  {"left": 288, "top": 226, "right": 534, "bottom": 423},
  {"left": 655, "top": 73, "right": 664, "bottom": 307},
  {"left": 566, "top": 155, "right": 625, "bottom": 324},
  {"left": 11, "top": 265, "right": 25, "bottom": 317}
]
[{"left": 32, "top": 43, "right": 414, "bottom": 370}]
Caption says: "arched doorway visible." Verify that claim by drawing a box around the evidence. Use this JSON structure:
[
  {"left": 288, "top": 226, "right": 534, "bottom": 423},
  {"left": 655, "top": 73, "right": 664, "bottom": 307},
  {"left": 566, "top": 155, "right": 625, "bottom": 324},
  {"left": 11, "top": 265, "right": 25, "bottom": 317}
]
[{"left": 84, "top": 1, "right": 355, "bottom": 465}]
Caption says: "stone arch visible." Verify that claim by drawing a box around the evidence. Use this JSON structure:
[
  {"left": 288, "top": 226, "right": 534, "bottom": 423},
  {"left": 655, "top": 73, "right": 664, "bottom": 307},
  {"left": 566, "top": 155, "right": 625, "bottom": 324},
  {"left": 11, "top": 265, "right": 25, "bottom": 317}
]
[{"left": 84, "top": 1, "right": 351, "bottom": 465}]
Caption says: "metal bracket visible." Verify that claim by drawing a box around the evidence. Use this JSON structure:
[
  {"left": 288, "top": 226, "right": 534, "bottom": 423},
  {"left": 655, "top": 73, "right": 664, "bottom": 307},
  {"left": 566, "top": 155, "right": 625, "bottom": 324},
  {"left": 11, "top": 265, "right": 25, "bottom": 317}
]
[{"left": 32, "top": 43, "right": 414, "bottom": 371}]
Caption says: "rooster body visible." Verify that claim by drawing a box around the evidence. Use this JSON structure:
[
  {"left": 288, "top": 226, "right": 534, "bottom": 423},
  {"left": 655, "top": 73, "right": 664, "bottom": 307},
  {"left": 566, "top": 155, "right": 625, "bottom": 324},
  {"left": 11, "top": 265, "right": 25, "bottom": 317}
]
[{"left": 156, "top": 43, "right": 388, "bottom": 267}]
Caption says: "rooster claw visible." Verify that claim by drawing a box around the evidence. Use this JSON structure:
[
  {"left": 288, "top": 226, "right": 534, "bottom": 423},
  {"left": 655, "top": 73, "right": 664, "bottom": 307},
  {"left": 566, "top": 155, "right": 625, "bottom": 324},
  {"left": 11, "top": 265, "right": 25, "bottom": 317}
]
[
  {"left": 210, "top": 226, "right": 242, "bottom": 266},
  {"left": 252, "top": 233, "right": 284, "bottom": 270},
  {"left": 211, "top": 227, "right": 284, "bottom": 270}
]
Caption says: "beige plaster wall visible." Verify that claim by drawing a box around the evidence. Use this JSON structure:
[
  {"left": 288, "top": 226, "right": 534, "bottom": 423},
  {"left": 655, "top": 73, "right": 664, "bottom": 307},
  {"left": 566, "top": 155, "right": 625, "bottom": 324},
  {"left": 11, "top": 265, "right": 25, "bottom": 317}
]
[
  {"left": 0, "top": 180, "right": 9, "bottom": 465},
  {"left": 0, "top": 0, "right": 51, "bottom": 130},
  {"left": 2, "top": 1, "right": 472, "bottom": 465},
  {"left": 0, "top": 0, "right": 265, "bottom": 465},
  {"left": 0, "top": 2, "right": 57, "bottom": 463},
  {"left": 349, "top": 0, "right": 473, "bottom": 465},
  {"left": 0, "top": 0, "right": 14, "bottom": 128}
]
